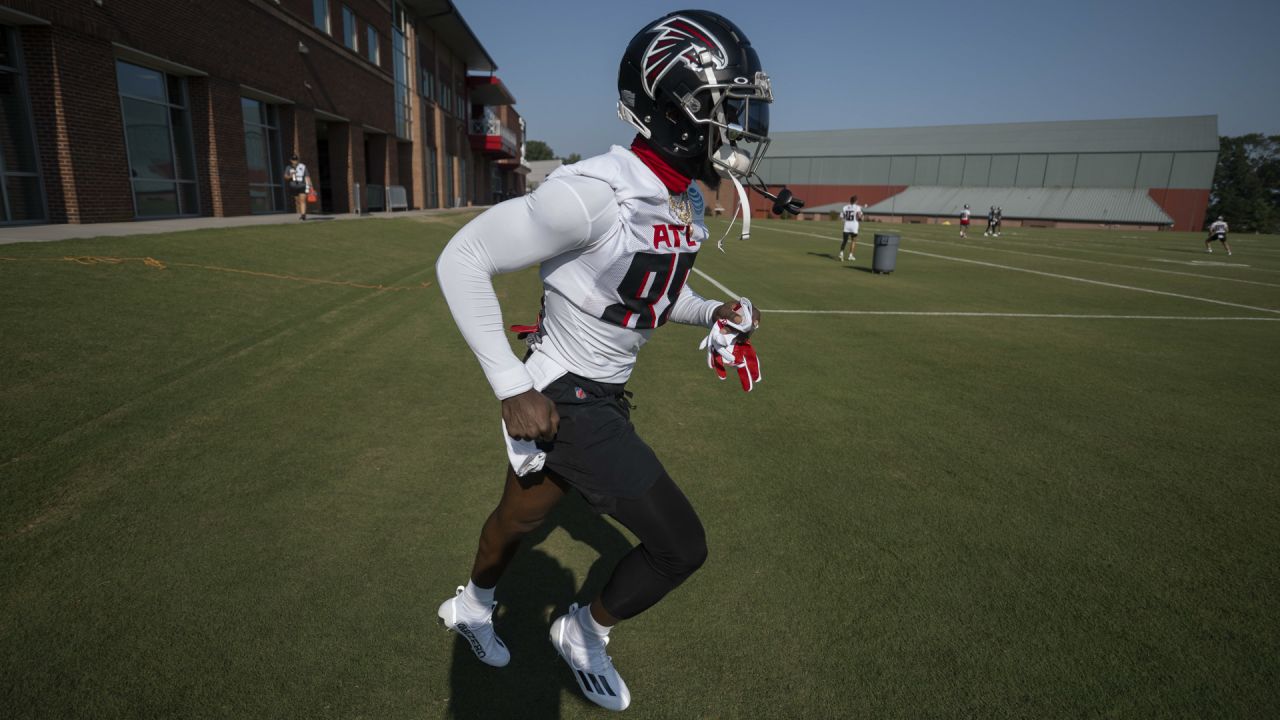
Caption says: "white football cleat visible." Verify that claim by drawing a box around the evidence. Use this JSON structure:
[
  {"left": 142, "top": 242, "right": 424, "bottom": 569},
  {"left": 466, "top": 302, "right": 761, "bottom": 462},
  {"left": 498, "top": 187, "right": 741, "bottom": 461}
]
[
  {"left": 437, "top": 586, "right": 510, "bottom": 667},
  {"left": 551, "top": 604, "right": 630, "bottom": 711},
  {"left": 849, "top": 255, "right": 855, "bottom": 262},
  {"left": 838, "top": 253, "right": 843, "bottom": 261}
]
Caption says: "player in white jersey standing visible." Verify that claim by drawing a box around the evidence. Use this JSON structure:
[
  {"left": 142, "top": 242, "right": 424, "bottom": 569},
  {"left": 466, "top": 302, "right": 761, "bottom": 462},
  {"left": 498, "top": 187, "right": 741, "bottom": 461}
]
[
  {"left": 838, "top": 194, "right": 862, "bottom": 262},
  {"left": 433, "top": 10, "right": 778, "bottom": 712},
  {"left": 959, "top": 204, "right": 972, "bottom": 238},
  {"left": 1205, "top": 216, "right": 1232, "bottom": 255}
]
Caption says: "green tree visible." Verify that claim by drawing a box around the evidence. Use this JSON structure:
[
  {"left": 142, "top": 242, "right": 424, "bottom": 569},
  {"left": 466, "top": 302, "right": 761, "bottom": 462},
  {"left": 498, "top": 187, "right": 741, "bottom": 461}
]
[
  {"left": 563, "top": 153, "right": 582, "bottom": 165},
  {"left": 525, "top": 140, "right": 555, "bottom": 161},
  {"left": 1207, "top": 134, "right": 1280, "bottom": 232}
]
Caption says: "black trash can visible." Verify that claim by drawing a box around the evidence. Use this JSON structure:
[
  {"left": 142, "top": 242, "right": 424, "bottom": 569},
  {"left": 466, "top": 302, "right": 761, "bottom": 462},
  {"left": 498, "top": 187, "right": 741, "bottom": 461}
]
[{"left": 872, "top": 233, "right": 900, "bottom": 274}]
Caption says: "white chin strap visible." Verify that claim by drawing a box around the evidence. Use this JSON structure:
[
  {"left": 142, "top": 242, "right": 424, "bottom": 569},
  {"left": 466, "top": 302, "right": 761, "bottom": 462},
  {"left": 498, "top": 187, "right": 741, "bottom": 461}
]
[
  {"left": 715, "top": 172, "right": 751, "bottom": 252},
  {"left": 713, "top": 144, "right": 753, "bottom": 252}
]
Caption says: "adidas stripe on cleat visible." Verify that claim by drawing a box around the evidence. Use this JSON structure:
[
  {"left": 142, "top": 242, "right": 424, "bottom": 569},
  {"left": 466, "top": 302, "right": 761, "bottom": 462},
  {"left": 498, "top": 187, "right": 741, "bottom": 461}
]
[
  {"left": 550, "top": 603, "right": 630, "bottom": 711},
  {"left": 437, "top": 586, "right": 510, "bottom": 667}
]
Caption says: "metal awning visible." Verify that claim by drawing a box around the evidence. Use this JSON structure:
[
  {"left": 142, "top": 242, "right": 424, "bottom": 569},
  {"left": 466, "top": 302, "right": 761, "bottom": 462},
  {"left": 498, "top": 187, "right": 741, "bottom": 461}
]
[
  {"left": 402, "top": 0, "right": 497, "bottom": 72},
  {"left": 467, "top": 75, "right": 515, "bottom": 106}
]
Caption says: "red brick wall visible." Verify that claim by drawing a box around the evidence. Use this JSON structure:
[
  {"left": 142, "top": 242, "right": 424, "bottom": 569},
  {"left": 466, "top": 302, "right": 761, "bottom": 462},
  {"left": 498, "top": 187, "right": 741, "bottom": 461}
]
[
  {"left": 1148, "top": 188, "right": 1210, "bottom": 231},
  {"left": 9, "top": 0, "right": 397, "bottom": 222},
  {"left": 22, "top": 25, "right": 134, "bottom": 223},
  {"left": 190, "top": 76, "right": 251, "bottom": 217}
]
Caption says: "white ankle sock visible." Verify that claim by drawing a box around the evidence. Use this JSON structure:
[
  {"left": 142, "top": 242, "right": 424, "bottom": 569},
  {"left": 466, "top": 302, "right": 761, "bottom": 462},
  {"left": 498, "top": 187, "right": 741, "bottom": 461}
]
[
  {"left": 577, "top": 604, "right": 612, "bottom": 637},
  {"left": 461, "top": 580, "right": 495, "bottom": 614}
]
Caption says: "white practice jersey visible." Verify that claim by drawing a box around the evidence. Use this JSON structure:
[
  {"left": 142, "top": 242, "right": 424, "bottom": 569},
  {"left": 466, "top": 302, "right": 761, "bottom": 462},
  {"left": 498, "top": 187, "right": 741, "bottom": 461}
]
[
  {"left": 1210, "top": 220, "right": 1228, "bottom": 235},
  {"left": 436, "top": 146, "right": 721, "bottom": 399},
  {"left": 960, "top": 209, "right": 971, "bottom": 221},
  {"left": 841, "top": 204, "right": 862, "bottom": 233},
  {"left": 288, "top": 162, "right": 308, "bottom": 183}
]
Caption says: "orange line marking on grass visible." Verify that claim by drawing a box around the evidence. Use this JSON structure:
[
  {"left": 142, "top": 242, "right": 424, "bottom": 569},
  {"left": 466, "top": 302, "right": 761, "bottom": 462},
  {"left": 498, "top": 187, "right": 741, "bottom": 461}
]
[{"left": 0, "top": 255, "right": 432, "bottom": 291}]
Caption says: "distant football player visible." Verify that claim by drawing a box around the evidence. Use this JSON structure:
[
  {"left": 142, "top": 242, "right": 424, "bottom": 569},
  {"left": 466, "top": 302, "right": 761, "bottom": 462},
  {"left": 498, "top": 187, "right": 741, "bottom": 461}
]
[
  {"left": 839, "top": 194, "right": 863, "bottom": 261},
  {"left": 983, "top": 206, "right": 995, "bottom": 236},
  {"left": 433, "top": 10, "right": 773, "bottom": 712},
  {"left": 1205, "top": 216, "right": 1232, "bottom": 255},
  {"left": 994, "top": 207, "right": 1003, "bottom": 236},
  {"left": 959, "top": 204, "right": 971, "bottom": 238}
]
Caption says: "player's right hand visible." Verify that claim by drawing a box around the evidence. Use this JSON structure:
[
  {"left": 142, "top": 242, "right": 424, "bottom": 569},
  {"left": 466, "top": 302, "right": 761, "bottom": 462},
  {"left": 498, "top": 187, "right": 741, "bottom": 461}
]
[{"left": 501, "top": 389, "right": 559, "bottom": 442}]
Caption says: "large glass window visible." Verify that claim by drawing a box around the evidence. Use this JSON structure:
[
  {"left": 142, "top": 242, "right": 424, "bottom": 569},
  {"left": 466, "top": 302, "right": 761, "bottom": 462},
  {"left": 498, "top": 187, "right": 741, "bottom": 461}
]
[
  {"left": 424, "top": 145, "right": 437, "bottom": 208},
  {"left": 0, "top": 26, "right": 46, "bottom": 224},
  {"left": 366, "top": 27, "right": 380, "bottom": 65},
  {"left": 116, "top": 60, "right": 199, "bottom": 217},
  {"left": 342, "top": 6, "right": 359, "bottom": 52},
  {"left": 392, "top": 9, "right": 411, "bottom": 140},
  {"left": 313, "top": 0, "right": 330, "bottom": 34},
  {"left": 241, "top": 98, "right": 284, "bottom": 214},
  {"left": 443, "top": 155, "right": 454, "bottom": 207}
]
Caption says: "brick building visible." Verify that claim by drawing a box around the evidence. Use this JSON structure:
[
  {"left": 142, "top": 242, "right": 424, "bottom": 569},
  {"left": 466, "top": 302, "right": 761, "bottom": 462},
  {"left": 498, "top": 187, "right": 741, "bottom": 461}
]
[{"left": 0, "top": 0, "right": 527, "bottom": 225}]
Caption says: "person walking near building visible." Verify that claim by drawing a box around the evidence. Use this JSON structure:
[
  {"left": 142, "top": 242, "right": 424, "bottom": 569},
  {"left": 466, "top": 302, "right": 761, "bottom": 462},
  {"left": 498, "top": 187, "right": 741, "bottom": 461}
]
[
  {"left": 959, "top": 204, "right": 971, "bottom": 238},
  {"left": 839, "top": 195, "right": 863, "bottom": 262},
  {"left": 1206, "top": 216, "right": 1232, "bottom": 255},
  {"left": 284, "top": 154, "right": 312, "bottom": 221}
]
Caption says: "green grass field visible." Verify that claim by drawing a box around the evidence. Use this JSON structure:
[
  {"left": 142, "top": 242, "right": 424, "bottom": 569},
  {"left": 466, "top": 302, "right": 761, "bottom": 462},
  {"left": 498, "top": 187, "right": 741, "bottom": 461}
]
[{"left": 2, "top": 214, "right": 1278, "bottom": 719}]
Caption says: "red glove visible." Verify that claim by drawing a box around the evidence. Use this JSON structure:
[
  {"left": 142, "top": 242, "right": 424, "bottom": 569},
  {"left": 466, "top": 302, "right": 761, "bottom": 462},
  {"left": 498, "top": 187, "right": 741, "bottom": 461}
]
[{"left": 708, "top": 337, "right": 762, "bottom": 392}]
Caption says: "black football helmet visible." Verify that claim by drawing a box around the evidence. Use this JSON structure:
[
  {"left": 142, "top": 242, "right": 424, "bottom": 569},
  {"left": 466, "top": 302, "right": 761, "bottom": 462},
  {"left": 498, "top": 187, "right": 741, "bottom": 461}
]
[{"left": 618, "top": 10, "right": 772, "bottom": 187}]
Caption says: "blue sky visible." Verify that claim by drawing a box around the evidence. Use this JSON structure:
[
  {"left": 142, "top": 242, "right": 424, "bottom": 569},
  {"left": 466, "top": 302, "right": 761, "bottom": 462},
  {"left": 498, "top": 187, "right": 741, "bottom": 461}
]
[{"left": 460, "top": 0, "right": 1280, "bottom": 159}]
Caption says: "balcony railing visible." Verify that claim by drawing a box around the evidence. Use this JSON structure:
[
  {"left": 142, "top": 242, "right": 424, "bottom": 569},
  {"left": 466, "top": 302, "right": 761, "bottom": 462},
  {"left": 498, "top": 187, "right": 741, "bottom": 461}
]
[{"left": 468, "top": 109, "right": 519, "bottom": 159}]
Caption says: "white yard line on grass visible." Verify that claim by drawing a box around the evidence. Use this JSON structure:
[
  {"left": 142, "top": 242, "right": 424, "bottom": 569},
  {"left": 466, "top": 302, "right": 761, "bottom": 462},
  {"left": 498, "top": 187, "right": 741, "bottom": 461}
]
[
  {"left": 690, "top": 266, "right": 1278, "bottom": 322},
  {"left": 769, "top": 225, "right": 1280, "bottom": 288},
  {"left": 691, "top": 267, "right": 742, "bottom": 299},
  {"left": 766, "top": 226, "right": 1280, "bottom": 315},
  {"left": 764, "top": 310, "right": 1280, "bottom": 321}
]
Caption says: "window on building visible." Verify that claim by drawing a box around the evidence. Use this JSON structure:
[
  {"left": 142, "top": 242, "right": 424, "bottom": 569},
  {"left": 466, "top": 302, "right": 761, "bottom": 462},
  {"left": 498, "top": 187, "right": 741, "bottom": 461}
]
[
  {"left": 459, "top": 153, "right": 468, "bottom": 205},
  {"left": 342, "top": 6, "right": 358, "bottom": 51},
  {"left": 419, "top": 66, "right": 433, "bottom": 100},
  {"left": 443, "top": 155, "right": 454, "bottom": 207},
  {"left": 366, "top": 27, "right": 380, "bottom": 65},
  {"left": 116, "top": 60, "right": 199, "bottom": 217},
  {"left": 391, "top": 16, "right": 411, "bottom": 139},
  {"left": 425, "top": 145, "right": 437, "bottom": 208},
  {"left": 0, "top": 26, "right": 46, "bottom": 224},
  {"left": 312, "top": 0, "right": 330, "bottom": 34},
  {"left": 241, "top": 97, "right": 284, "bottom": 214}
]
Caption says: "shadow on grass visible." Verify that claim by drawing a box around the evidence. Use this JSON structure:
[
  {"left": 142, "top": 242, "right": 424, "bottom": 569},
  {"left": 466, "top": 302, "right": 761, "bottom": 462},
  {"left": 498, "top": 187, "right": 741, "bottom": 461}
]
[
  {"left": 446, "top": 492, "right": 633, "bottom": 719},
  {"left": 806, "top": 251, "right": 838, "bottom": 260},
  {"left": 843, "top": 265, "right": 876, "bottom": 274}
]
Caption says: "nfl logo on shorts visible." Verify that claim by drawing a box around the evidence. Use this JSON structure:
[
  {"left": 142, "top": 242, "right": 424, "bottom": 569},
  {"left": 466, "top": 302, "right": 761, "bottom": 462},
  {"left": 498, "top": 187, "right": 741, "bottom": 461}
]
[{"left": 574, "top": 387, "right": 588, "bottom": 400}]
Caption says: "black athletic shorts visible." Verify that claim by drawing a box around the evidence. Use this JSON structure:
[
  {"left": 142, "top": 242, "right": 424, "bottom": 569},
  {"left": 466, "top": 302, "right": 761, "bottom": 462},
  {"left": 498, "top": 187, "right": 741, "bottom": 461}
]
[{"left": 535, "top": 372, "right": 666, "bottom": 514}]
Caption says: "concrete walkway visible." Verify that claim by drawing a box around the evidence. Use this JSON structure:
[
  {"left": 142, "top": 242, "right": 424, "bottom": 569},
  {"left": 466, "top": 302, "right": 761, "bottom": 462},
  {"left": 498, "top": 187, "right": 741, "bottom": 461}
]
[{"left": 0, "top": 207, "right": 483, "bottom": 245}]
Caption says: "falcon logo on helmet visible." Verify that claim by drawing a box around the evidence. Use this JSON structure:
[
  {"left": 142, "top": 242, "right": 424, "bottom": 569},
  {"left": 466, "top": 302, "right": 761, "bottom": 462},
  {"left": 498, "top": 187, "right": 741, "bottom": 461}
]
[{"left": 640, "top": 16, "right": 728, "bottom": 99}]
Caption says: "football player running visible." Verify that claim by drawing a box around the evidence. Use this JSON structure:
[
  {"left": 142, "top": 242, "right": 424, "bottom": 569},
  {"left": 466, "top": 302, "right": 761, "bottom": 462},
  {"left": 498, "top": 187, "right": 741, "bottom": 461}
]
[
  {"left": 839, "top": 194, "right": 862, "bottom": 262},
  {"left": 434, "top": 10, "right": 775, "bottom": 712},
  {"left": 1205, "top": 216, "right": 1232, "bottom": 255}
]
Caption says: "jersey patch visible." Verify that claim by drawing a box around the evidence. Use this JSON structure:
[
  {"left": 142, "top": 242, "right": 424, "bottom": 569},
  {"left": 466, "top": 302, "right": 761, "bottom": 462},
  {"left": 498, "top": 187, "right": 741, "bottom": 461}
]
[{"left": 689, "top": 184, "right": 706, "bottom": 221}]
